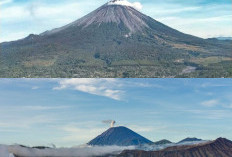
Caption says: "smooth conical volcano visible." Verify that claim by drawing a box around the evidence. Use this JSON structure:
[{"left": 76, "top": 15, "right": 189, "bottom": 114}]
[
  {"left": 1, "top": 0, "right": 231, "bottom": 78},
  {"left": 88, "top": 126, "right": 153, "bottom": 146},
  {"left": 42, "top": 2, "right": 151, "bottom": 35},
  {"left": 41, "top": 1, "right": 190, "bottom": 39},
  {"left": 76, "top": 4, "right": 148, "bottom": 33}
]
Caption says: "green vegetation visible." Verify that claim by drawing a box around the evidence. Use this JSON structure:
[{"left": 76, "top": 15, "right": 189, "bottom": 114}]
[{"left": 0, "top": 23, "right": 231, "bottom": 78}]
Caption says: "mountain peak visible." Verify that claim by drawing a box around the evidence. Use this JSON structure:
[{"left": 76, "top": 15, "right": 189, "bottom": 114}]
[
  {"left": 214, "top": 137, "right": 232, "bottom": 145},
  {"left": 41, "top": 2, "right": 148, "bottom": 36},
  {"left": 88, "top": 126, "right": 153, "bottom": 146},
  {"left": 108, "top": 0, "right": 124, "bottom": 3},
  {"left": 71, "top": 2, "right": 148, "bottom": 33},
  {"left": 107, "top": 0, "right": 143, "bottom": 10},
  {"left": 178, "top": 137, "right": 203, "bottom": 143},
  {"left": 154, "top": 139, "right": 172, "bottom": 145}
]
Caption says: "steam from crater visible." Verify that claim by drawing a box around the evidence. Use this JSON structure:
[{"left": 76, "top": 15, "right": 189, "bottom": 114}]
[
  {"left": 107, "top": 0, "right": 143, "bottom": 10},
  {"left": 102, "top": 120, "right": 116, "bottom": 127}
]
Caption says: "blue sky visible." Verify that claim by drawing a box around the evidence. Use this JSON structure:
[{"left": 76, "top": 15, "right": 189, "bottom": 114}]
[
  {"left": 0, "top": 0, "right": 231, "bottom": 42},
  {"left": 0, "top": 79, "right": 232, "bottom": 147}
]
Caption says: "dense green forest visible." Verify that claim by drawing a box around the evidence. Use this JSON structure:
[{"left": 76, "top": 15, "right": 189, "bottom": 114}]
[{"left": 0, "top": 16, "right": 231, "bottom": 78}]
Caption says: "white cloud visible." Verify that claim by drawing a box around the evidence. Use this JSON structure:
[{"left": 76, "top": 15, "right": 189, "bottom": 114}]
[
  {"left": 0, "top": 1, "right": 100, "bottom": 42},
  {"left": 201, "top": 99, "right": 218, "bottom": 107},
  {"left": 7, "top": 145, "right": 135, "bottom": 157},
  {"left": 0, "top": 0, "right": 12, "bottom": 6},
  {"left": 0, "top": 1, "right": 91, "bottom": 20},
  {"left": 53, "top": 79, "right": 124, "bottom": 100},
  {"left": 108, "top": 0, "right": 143, "bottom": 10},
  {"left": 32, "top": 86, "right": 39, "bottom": 90}
]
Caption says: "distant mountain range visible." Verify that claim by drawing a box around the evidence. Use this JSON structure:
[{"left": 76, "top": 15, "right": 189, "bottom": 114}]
[
  {"left": 177, "top": 137, "right": 202, "bottom": 144},
  {"left": 216, "top": 37, "right": 232, "bottom": 41},
  {"left": 117, "top": 138, "right": 232, "bottom": 157},
  {"left": 3, "top": 125, "right": 232, "bottom": 157},
  {"left": 11, "top": 137, "right": 232, "bottom": 157},
  {"left": 88, "top": 126, "right": 153, "bottom": 146},
  {"left": 88, "top": 126, "right": 205, "bottom": 147},
  {"left": 0, "top": 0, "right": 231, "bottom": 78}
]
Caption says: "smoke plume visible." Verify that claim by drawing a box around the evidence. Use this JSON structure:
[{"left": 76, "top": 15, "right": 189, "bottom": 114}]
[
  {"left": 102, "top": 120, "right": 116, "bottom": 127},
  {"left": 108, "top": 0, "right": 143, "bottom": 10}
]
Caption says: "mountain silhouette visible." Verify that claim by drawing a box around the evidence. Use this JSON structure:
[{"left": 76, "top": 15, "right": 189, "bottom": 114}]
[
  {"left": 178, "top": 137, "right": 202, "bottom": 144},
  {"left": 88, "top": 126, "right": 153, "bottom": 146},
  {"left": 154, "top": 139, "right": 172, "bottom": 145}
]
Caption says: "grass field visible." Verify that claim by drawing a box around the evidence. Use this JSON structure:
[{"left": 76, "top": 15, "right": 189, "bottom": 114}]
[{"left": 191, "top": 57, "right": 232, "bottom": 66}]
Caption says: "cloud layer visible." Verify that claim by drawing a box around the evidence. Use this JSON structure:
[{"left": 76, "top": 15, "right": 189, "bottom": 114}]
[
  {"left": 1, "top": 140, "right": 209, "bottom": 157},
  {"left": 7, "top": 145, "right": 135, "bottom": 157},
  {"left": 201, "top": 99, "right": 218, "bottom": 107},
  {"left": 54, "top": 79, "right": 124, "bottom": 100},
  {"left": 0, "top": 0, "right": 12, "bottom": 6}
]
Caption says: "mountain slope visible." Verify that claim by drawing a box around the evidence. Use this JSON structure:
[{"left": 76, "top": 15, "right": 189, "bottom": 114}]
[
  {"left": 88, "top": 126, "right": 153, "bottom": 146},
  {"left": 1, "top": 0, "right": 231, "bottom": 78},
  {"left": 118, "top": 138, "right": 232, "bottom": 157},
  {"left": 42, "top": 3, "right": 148, "bottom": 35}
]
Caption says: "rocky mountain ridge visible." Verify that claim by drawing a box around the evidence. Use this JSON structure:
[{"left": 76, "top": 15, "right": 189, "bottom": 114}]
[{"left": 117, "top": 138, "right": 232, "bottom": 157}]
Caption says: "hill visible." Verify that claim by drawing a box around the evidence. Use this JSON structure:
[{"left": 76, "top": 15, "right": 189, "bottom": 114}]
[
  {"left": 178, "top": 137, "right": 202, "bottom": 144},
  {"left": 154, "top": 139, "right": 172, "bottom": 145}
]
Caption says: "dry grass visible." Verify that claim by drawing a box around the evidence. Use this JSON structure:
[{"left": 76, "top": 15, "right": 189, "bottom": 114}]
[
  {"left": 171, "top": 43, "right": 206, "bottom": 52},
  {"left": 24, "top": 59, "right": 55, "bottom": 67},
  {"left": 191, "top": 57, "right": 232, "bottom": 66}
]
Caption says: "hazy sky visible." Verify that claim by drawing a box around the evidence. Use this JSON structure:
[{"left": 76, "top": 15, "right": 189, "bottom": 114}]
[
  {"left": 0, "top": 79, "right": 231, "bottom": 147},
  {"left": 0, "top": 0, "right": 231, "bottom": 42}
]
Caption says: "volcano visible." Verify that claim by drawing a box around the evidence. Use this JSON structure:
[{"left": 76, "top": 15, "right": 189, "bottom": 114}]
[
  {"left": 1, "top": 0, "right": 231, "bottom": 78},
  {"left": 88, "top": 126, "right": 153, "bottom": 146},
  {"left": 177, "top": 137, "right": 203, "bottom": 144}
]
